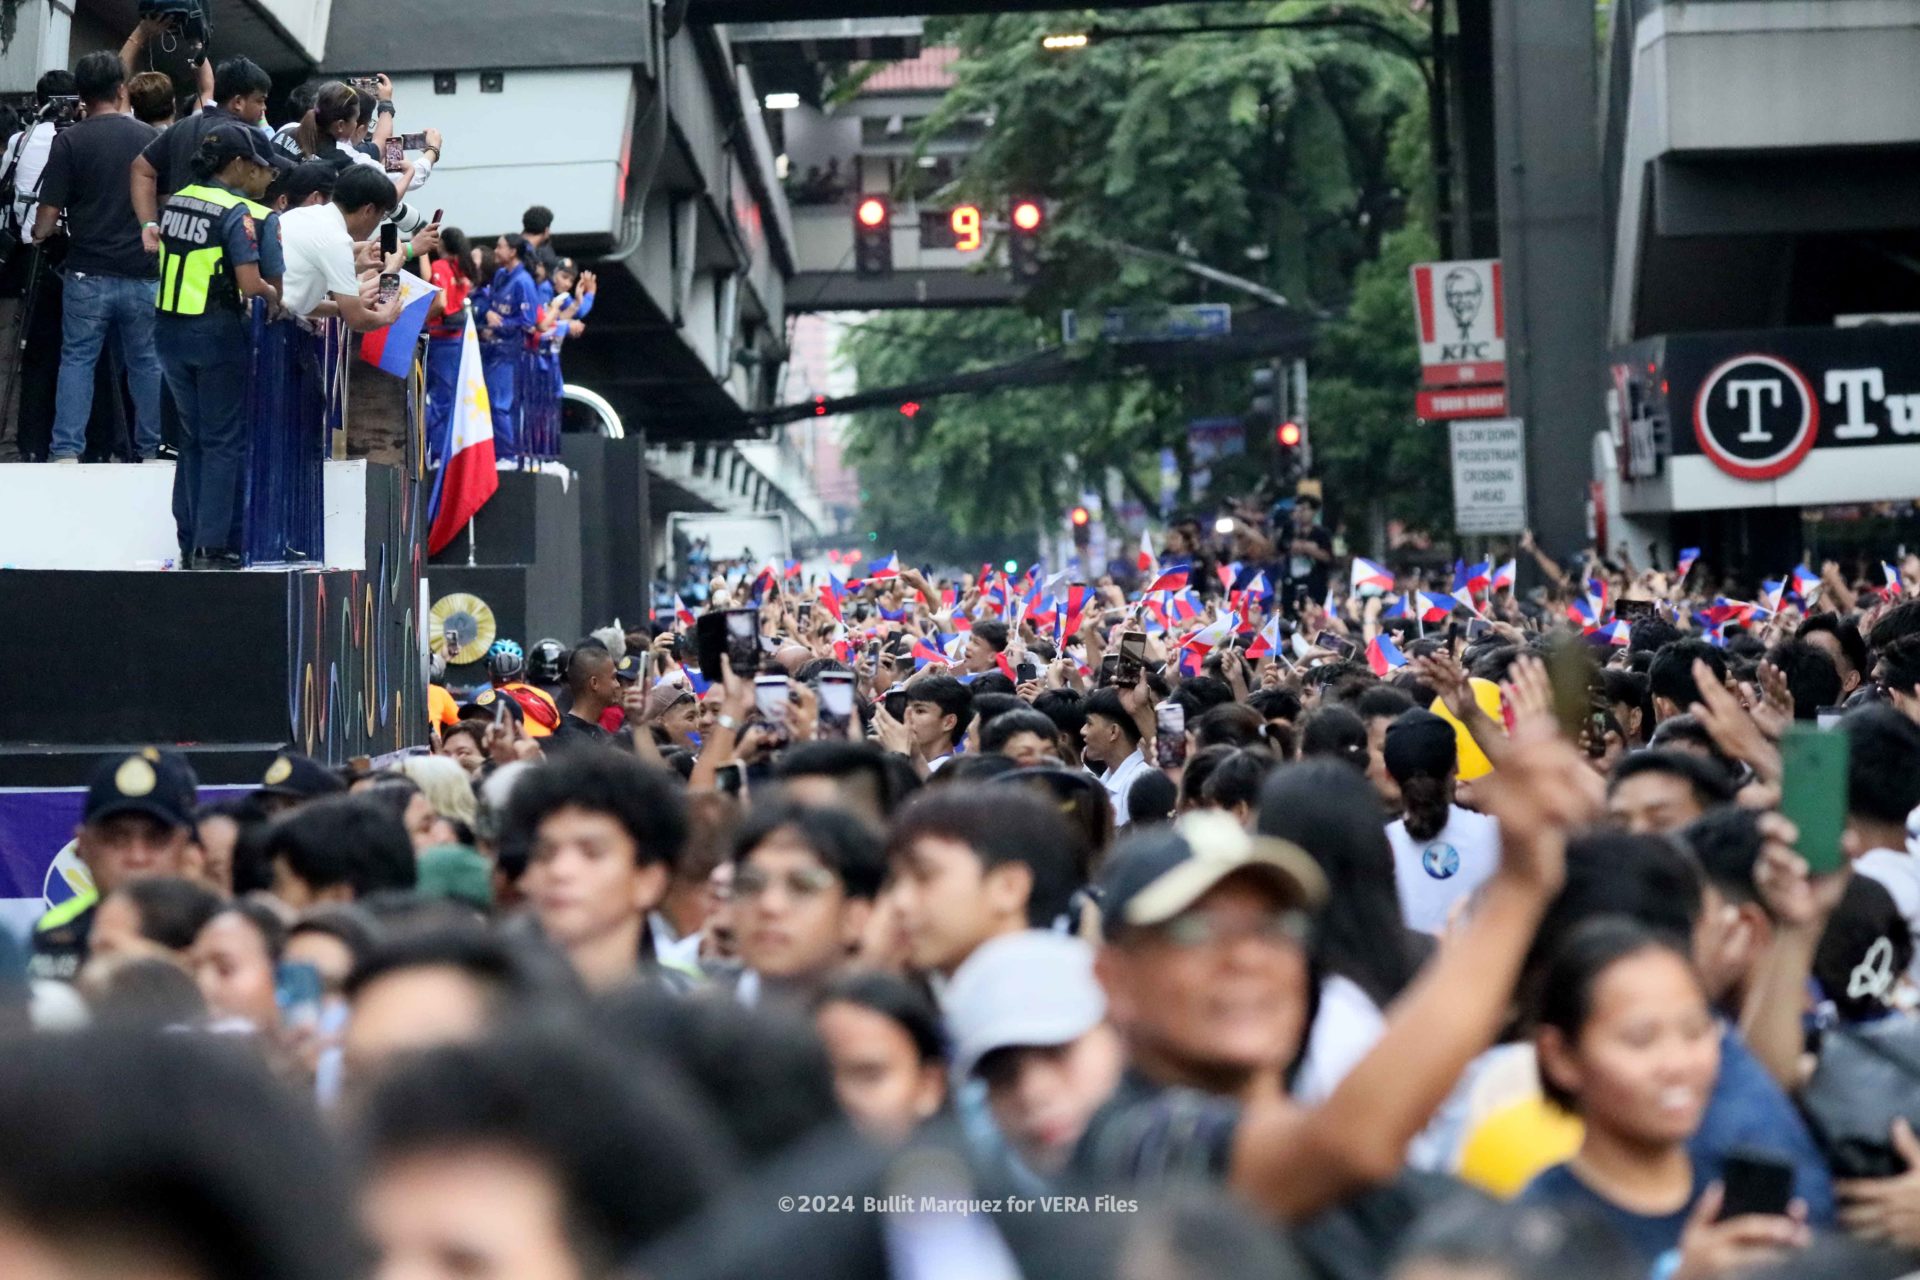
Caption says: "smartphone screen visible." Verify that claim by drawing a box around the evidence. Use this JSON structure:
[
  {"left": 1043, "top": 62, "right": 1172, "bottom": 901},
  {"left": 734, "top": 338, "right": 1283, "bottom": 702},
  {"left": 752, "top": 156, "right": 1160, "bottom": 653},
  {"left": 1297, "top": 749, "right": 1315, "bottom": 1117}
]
[
  {"left": 1314, "top": 630, "right": 1355, "bottom": 659},
  {"left": 1155, "top": 701, "right": 1187, "bottom": 769},
  {"left": 819, "top": 672, "right": 855, "bottom": 719},
  {"left": 380, "top": 222, "right": 399, "bottom": 258},
  {"left": 1615, "top": 599, "right": 1654, "bottom": 623},
  {"left": 714, "top": 763, "right": 745, "bottom": 797},
  {"left": 378, "top": 272, "right": 400, "bottom": 304},
  {"left": 275, "top": 961, "right": 323, "bottom": 1029},
  {"left": 402, "top": 132, "right": 428, "bottom": 150},
  {"left": 1467, "top": 618, "right": 1494, "bottom": 640},
  {"left": 442, "top": 625, "right": 458, "bottom": 658},
  {"left": 883, "top": 688, "right": 909, "bottom": 721},
  {"left": 383, "top": 138, "right": 404, "bottom": 171},
  {"left": 1781, "top": 723, "right": 1849, "bottom": 874},
  {"left": 754, "top": 675, "right": 790, "bottom": 724},
  {"left": 1016, "top": 661, "right": 1037, "bottom": 684},
  {"left": 1118, "top": 630, "right": 1147, "bottom": 664}
]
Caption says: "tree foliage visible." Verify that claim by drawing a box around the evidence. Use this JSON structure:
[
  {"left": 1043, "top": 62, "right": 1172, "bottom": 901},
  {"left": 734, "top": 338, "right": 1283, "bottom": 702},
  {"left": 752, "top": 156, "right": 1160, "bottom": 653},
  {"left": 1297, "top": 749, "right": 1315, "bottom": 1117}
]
[{"left": 840, "top": 2, "right": 1449, "bottom": 553}]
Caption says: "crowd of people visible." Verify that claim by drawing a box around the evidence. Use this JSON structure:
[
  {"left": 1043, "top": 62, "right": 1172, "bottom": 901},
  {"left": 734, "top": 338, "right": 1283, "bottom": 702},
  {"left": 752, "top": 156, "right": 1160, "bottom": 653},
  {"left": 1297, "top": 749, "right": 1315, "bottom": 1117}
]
[
  {"left": 0, "top": 17, "right": 590, "bottom": 564},
  {"left": 16, "top": 491, "right": 1920, "bottom": 1280}
]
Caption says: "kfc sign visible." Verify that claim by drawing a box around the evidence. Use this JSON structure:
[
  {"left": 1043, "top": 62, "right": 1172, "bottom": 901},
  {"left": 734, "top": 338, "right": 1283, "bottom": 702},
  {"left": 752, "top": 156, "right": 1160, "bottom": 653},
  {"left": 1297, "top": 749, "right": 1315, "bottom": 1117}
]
[
  {"left": 1692, "top": 355, "right": 1819, "bottom": 481},
  {"left": 1411, "top": 259, "right": 1505, "bottom": 386}
]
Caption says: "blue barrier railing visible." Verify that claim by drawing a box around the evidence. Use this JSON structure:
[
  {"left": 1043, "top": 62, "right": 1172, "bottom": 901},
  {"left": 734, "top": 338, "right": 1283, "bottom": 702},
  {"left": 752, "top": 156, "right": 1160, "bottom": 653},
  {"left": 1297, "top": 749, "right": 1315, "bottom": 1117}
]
[
  {"left": 515, "top": 345, "right": 562, "bottom": 464},
  {"left": 242, "top": 302, "right": 346, "bottom": 567}
]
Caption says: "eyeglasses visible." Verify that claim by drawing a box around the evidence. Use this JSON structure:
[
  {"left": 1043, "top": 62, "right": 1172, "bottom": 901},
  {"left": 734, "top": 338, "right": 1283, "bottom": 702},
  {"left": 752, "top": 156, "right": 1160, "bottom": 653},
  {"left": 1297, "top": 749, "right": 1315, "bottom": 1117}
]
[
  {"left": 732, "top": 865, "right": 840, "bottom": 901},
  {"left": 1154, "top": 908, "right": 1313, "bottom": 950}
]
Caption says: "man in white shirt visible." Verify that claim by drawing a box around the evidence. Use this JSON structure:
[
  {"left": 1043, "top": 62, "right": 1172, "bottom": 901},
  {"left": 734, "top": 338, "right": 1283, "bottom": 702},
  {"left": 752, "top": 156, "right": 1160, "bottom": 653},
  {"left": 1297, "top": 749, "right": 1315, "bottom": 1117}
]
[
  {"left": 1, "top": 70, "right": 76, "bottom": 232},
  {"left": 1083, "top": 686, "right": 1151, "bottom": 827},
  {"left": 275, "top": 164, "right": 406, "bottom": 329},
  {"left": 1382, "top": 709, "right": 1501, "bottom": 933},
  {"left": 889, "top": 674, "right": 971, "bottom": 777}
]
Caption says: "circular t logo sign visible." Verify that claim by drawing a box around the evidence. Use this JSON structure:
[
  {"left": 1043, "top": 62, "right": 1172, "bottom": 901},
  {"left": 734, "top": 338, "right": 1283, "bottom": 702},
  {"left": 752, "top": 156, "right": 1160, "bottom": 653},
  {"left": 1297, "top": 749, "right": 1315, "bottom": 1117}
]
[{"left": 1692, "top": 354, "right": 1819, "bottom": 481}]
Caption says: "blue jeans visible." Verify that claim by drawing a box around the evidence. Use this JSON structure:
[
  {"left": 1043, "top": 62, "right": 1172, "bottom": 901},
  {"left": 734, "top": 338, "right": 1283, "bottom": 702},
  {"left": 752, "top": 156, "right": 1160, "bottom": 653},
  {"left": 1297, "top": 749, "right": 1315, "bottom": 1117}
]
[
  {"left": 50, "top": 272, "right": 162, "bottom": 459},
  {"left": 157, "top": 313, "right": 250, "bottom": 553}
]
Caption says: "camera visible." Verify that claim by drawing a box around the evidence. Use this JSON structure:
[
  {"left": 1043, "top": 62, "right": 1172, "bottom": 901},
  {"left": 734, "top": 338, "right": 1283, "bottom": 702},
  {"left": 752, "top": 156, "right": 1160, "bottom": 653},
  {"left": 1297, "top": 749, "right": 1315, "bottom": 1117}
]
[{"left": 39, "top": 96, "right": 82, "bottom": 130}]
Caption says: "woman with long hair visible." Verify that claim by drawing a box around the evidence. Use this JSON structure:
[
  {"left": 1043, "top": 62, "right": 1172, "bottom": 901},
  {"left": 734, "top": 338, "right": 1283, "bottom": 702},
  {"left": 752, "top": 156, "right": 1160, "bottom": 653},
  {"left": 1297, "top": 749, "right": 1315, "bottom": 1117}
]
[
  {"left": 1259, "top": 760, "right": 1425, "bottom": 1103},
  {"left": 293, "top": 80, "right": 433, "bottom": 202},
  {"left": 1383, "top": 708, "right": 1502, "bottom": 934}
]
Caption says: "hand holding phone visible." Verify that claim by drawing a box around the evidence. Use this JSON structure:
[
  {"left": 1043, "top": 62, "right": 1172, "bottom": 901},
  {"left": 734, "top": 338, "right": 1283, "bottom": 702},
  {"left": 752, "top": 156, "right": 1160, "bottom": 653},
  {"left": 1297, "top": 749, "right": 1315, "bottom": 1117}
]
[{"left": 1780, "top": 724, "right": 1849, "bottom": 874}]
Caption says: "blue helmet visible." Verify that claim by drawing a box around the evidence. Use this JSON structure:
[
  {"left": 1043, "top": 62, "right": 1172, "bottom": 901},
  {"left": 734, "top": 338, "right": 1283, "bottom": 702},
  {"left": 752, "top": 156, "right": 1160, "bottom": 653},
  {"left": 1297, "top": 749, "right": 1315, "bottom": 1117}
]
[{"left": 487, "top": 638, "right": 525, "bottom": 681}]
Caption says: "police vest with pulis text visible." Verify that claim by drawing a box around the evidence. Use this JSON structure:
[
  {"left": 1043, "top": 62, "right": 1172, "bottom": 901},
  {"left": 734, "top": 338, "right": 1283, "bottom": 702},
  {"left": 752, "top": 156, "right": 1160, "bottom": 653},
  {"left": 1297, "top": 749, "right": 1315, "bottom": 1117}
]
[{"left": 155, "top": 182, "right": 266, "bottom": 317}]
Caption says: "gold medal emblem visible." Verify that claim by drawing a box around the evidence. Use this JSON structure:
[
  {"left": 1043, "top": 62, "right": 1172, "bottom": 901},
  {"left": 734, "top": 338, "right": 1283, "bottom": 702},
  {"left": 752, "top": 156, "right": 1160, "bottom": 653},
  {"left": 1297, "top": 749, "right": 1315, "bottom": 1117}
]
[
  {"left": 263, "top": 756, "right": 293, "bottom": 786},
  {"left": 115, "top": 757, "right": 157, "bottom": 796}
]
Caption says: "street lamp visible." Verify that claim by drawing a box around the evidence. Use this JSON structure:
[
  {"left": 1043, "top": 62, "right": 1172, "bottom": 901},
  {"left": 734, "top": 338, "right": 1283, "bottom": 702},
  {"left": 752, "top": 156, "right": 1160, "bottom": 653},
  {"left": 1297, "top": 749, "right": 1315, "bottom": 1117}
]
[{"left": 1040, "top": 33, "right": 1089, "bottom": 50}]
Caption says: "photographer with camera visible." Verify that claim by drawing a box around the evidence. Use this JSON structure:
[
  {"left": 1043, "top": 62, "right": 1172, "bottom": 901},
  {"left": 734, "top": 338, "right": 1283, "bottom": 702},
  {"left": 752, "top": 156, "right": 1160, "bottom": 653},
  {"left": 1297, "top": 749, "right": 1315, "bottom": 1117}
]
[
  {"left": 118, "top": 16, "right": 214, "bottom": 111},
  {"left": 0, "top": 71, "right": 77, "bottom": 460},
  {"left": 130, "top": 55, "right": 272, "bottom": 248},
  {"left": 35, "top": 51, "right": 163, "bottom": 463}
]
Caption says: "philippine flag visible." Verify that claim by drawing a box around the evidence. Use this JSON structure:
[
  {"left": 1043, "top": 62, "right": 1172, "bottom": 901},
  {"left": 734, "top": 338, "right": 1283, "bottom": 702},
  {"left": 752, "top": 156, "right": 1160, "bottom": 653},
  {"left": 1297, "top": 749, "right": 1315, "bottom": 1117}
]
[
  {"left": 866, "top": 553, "right": 901, "bottom": 581},
  {"left": 1492, "top": 558, "right": 1518, "bottom": 592},
  {"left": 1566, "top": 597, "right": 1599, "bottom": 632},
  {"left": 1676, "top": 547, "right": 1701, "bottom": 581},
  {"left": 910, "top": 638, "right": 946, "bottom": 669},
  {"left": 1245, "top": 613, "right": 1282, "bottom": 660},
  {"left": 426, "top": 319, "right": 498, "bottom": 554},
  {"left": 1596, "top": 619, "right": 1632, "bottom": 647},
  {"left": 674, "top": 595, "right": 697, "bottom": 630},
  {"left": 1350, "top": 557, "right": 1395, "bottom": 597},
  {"left": 1146, "top": 563, "right": 1191, "bottom": 594},
  {"left": 1137, "top": 530, "right": 1157, "bottom": 575},
  {"left": 1759, "top": 579, "right": 1785, "bottom": 616},
  {"left": 1790, "top": 564, "right": 1821, "bottom": 602},
  {"left": 1886, "top": 562, "right": 1904, "bottom": 594},
  {"left": 1366, "top": 633, "right": 1408, "bottom": 676},
  {"left": 360, "top": 270, "right": 440, "bottom": 378}
]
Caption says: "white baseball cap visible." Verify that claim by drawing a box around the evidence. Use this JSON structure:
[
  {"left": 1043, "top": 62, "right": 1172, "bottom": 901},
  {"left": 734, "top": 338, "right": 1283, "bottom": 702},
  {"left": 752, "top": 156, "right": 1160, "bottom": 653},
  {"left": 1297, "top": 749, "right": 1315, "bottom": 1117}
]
[{"left": 943, "top": 930, "right": 1106, "bottom": 1079}]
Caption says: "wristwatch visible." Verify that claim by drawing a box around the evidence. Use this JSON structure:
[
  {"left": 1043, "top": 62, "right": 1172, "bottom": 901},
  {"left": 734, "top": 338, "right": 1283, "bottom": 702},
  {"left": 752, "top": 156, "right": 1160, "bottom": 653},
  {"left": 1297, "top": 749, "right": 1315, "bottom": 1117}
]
[
  {"left": 375, "top": 101, "right": 396, "bottom": 118},
  {"left": 715, "top": 714, "right": 741, "bottom": 733}
]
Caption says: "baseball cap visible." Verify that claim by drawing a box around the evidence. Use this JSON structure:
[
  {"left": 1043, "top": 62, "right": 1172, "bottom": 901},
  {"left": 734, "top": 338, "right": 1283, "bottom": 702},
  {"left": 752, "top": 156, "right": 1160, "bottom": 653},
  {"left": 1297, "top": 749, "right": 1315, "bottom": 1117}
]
[
  {"left": 612, "top": 654, "right": 645, "bottom": 684},
  {"left": 254, "top": 752, "right": 345, "bottom": 801},
  {"left": 460, "top": 688, "right": 523, "bottom": 722},
  {"left": 83, "top": 748, "right": 198, "bottom": 830},
  {"left": 944, "top": 931, "right": 1106, "bottom": 1078},
  {"left": 415, "top": 844, "right": 494, "bottom": 912},
  {"left": 1099, "top": 810, "right": 1326, "bottom": 941},
  {"left": 202, "top": 120, "right": 277, "bottom": 171}
]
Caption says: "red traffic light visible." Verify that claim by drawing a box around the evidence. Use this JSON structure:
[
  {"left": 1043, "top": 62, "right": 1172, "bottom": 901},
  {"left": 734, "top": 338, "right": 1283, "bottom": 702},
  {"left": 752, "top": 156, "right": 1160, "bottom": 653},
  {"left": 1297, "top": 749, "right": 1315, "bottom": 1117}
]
[
  {"left": 1070, "top": 506, "right": 1090, "bottom": 526},
  {"left": 899, "top": 401, "right": 920, "bottom": 418},
  {"left": 812, "top": 396, "right": 827, "bottom": 417},
  {"left": 1277, "top": 421, "right": 1302, "bottom": 447},
  {"left": 1012, "top": 200, "right": 1043, "bottom": 232},
  {"left": 856, "top": 197, "right": 889, "bottom": 228}
]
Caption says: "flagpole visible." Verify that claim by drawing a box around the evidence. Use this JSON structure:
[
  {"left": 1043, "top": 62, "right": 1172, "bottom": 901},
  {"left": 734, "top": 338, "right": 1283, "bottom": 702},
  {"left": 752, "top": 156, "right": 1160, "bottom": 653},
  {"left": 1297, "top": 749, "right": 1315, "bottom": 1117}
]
[{"left": 466, "top": 519, "right": 476, "bottom": 568}]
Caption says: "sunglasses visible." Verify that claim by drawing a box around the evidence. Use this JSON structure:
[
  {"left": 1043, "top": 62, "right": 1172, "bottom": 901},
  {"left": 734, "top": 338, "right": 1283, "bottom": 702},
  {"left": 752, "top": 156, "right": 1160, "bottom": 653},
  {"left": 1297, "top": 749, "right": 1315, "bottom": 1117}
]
[{"left": 732, "top": 865, "right": 840, "bottom": 901}]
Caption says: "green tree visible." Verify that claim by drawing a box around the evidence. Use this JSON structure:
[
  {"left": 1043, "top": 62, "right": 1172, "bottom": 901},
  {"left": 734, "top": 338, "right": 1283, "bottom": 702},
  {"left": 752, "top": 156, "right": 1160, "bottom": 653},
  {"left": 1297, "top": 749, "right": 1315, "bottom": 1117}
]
[{"left": 842, "top": 2, "right": 1445, "bottom": 549}]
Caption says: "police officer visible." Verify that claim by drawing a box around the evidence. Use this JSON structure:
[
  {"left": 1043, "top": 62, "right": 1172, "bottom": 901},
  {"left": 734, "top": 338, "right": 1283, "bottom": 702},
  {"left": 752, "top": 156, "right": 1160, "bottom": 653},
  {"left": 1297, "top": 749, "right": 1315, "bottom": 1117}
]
[
  {"left": 30, "top": 747, "right": 202, "bottom": 981},
  {"left": 151, "top": 122, "right": 281, "bottom": 570}
]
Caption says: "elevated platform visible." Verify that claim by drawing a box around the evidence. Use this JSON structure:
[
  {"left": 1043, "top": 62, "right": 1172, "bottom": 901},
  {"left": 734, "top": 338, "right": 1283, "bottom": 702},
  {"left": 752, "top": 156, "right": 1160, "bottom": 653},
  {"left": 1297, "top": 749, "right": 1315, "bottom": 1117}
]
[{"left": 0, "top": 462, "right": 427, "bottom": 785}]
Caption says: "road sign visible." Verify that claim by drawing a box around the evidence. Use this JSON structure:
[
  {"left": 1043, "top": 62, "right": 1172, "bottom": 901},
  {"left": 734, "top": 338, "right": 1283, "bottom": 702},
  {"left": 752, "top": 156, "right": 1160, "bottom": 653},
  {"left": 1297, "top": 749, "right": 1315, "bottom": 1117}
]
[
  {"left": 1449, "top": 418, "right": 1528, "bottom": 534},
  {"left": 1411, "top": 259, "right": 1505, "bottom": 386},
  {"left": 1063, "top": 304, "right": 1232, "bottom": 345},
  {"left": 1417, "top": 386, "right": 1509, "bottom": 420}
]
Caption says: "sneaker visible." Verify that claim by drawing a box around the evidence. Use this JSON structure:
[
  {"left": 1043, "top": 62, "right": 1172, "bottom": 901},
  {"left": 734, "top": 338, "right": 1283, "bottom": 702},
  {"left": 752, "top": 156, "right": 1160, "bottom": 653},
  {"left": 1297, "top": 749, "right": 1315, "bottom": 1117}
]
[
  {"left": 155, "top": 443, "right": 179, "bottom": 461},
  {"left": 50, "top": 456, "right": 79, "bottom": 465},
  {"left": 190, "top": 548, "right": 244, "bottom": 571}
]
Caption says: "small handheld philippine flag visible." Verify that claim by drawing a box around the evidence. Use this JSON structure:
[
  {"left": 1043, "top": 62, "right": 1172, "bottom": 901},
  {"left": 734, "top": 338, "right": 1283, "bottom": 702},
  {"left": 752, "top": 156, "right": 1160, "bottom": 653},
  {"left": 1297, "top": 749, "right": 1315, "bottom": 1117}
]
[
  {"left": 1350, "top": 557, "right": 1394, "bottom": 597},
  {"left": 1146, "top": 562, "right": 1191, "bottom": 594},
  {"left": 1366, "top": 633, "right": 1408, "bottom": 676},
  {"left": 1676, "top": 547, "right": 1701, "bottom": 581}
]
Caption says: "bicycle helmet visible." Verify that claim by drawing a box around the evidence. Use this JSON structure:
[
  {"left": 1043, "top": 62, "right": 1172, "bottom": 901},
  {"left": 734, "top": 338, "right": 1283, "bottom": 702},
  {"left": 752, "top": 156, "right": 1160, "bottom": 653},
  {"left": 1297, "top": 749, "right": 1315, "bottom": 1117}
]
[
  {"left": 487, "top": 638, "right": 526, "bottom": 682},
  {"left": 527, "top": 638, "right": 567, "bottom": 685}
]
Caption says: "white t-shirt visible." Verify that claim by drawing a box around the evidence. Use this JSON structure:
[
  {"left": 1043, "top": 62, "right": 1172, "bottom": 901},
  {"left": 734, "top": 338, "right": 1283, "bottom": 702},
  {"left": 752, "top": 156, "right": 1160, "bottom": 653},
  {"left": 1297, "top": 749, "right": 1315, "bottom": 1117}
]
[
  {"left": 1293, "top": 974, "right": 1386, "bottom": 1105},
  {"left": 1857, "top": 846, "right": 1920, "bottom": 982},
  {"left": 3, "top": 123, "right": 55, "bottom": 226},
  {"left": 277, "top": 201, "right": 360, "bottom": 319},
  {"left": 1100, "top": 749, "right": 1151, "bottom": 827},
  {"left": 1387, "top": 804, "right": 1501, "bottom": 934}
]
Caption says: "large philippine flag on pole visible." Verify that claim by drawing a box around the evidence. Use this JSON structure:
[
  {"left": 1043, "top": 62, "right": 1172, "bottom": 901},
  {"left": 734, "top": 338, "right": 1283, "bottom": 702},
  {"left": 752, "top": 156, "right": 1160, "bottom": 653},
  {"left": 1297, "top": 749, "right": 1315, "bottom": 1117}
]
[{"left": 427, "top": 316, "right": 499, "bottom": 555}]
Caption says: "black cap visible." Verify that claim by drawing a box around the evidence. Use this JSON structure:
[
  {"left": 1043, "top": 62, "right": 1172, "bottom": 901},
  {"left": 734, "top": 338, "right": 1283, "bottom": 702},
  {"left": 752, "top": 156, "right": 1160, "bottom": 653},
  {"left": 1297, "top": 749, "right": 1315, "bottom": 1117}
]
[
  {"left": 612, "top": 654, "right": 645, "bottom": 684},
  {"left": 459, "top": 687, "right": 524, "bottom": 721},
  {"left": 254, "top": 752, "right": 346, "bottom": 800},
  {"left": 84, "top": 748, "right": 198, "bottom": 830},
  {"left": 203, "top": 121, "right": 277, "bottom": 171},
  {"left": 1383, "top": 709, "right": 1459, "bottom": 783},
  {"left": 1098, "top": 811, "right": 1325, "bottom": 942}
]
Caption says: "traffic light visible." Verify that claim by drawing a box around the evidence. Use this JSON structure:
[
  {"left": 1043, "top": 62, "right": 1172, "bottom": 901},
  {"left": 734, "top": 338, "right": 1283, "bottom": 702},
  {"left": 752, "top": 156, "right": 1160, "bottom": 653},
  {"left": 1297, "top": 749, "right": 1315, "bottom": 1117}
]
[
  {"left": 1069, "top": 504, "right": 1091, "bottom": 547},
  {"left": 854, "top": 196, "right": 892, "bottom": 276},
  {"left": 1247, "top": 366, "right": 1279, "bottom": 433},
  {"left": 1277, "top": 421, "right": 1301, "bottom": 448},
  {"left": 1274, "top": 420, "right": 1303, "bottom": 487},
  {"left": 1008, "top": 197, "right": 1044, "bottom": 283}
]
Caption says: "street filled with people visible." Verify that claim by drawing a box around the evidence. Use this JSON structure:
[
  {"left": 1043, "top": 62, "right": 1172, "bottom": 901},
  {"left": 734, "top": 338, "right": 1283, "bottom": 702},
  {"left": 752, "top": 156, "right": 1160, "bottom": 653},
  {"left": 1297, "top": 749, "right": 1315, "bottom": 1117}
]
[{"left": 12, "top": 493, "right": 1920, "bottom": 1280}]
